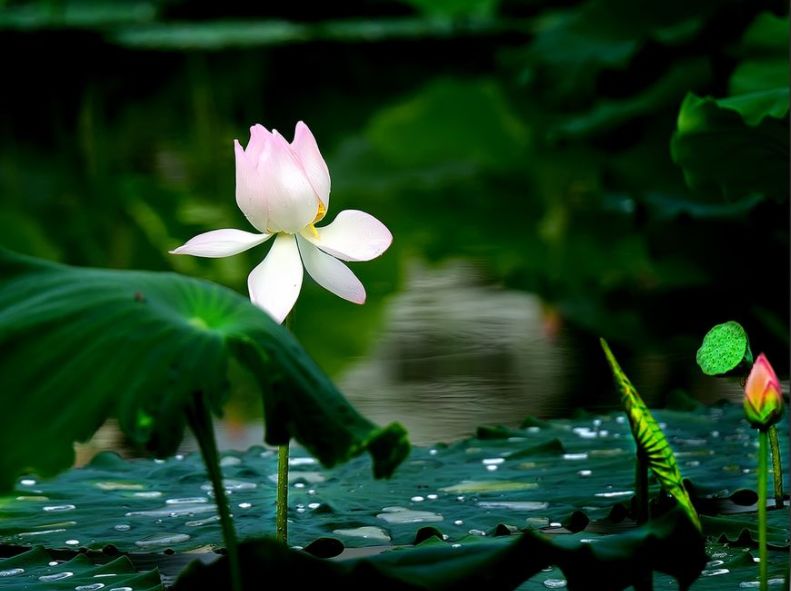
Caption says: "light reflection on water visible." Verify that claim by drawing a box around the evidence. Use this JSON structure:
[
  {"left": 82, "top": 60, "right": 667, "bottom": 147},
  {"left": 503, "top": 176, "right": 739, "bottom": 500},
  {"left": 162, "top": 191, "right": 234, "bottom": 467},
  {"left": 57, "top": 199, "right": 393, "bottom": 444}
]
[{"left": 76, "top": 260, "right": 743, "bottom": 462}]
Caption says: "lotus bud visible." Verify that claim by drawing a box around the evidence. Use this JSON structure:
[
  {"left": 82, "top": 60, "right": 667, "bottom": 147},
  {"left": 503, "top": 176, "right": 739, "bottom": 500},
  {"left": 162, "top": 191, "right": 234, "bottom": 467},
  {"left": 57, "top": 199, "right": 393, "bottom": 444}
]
[{"left": 743, "top": 353, "right": 784, "bottom": 429}]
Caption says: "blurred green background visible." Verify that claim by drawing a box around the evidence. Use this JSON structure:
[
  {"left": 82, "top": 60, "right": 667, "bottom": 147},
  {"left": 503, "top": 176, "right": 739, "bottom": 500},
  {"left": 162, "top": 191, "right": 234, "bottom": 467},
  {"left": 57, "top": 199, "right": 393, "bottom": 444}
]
[{"left": 1, "top": 0, "right": 788, "bottom": 445}]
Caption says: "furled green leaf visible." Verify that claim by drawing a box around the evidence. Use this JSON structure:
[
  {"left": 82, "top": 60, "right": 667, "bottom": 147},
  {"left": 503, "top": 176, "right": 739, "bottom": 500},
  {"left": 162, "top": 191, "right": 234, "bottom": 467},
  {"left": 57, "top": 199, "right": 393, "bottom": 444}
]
[
  {"left": 599, "top": 339, "right": 701, "bottom": 530},
  {"left": 696, "top": 320, "right": 753, "bottom": 376},
  {"left": 0, "top": 249, "right": 409, "bottom": 491},
  {"left": 0, "top": 546, "right": 163, "bottom": 590}
]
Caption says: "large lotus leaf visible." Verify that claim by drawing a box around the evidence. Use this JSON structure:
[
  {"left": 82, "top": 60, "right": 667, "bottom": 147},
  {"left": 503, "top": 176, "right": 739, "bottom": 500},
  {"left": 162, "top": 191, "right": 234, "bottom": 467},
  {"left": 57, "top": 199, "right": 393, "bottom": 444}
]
[
  {"left": 172, "top": 507, "right": 705, "bottom": 591},
  {"left": 0, "top": 546, "right": 163, "bottom": 590},
  {"left": 0, "top": 249, "right": 409, "bottom": 491},
  {"left": 0, "top": 403, "right": 785, "bottom": 562}
]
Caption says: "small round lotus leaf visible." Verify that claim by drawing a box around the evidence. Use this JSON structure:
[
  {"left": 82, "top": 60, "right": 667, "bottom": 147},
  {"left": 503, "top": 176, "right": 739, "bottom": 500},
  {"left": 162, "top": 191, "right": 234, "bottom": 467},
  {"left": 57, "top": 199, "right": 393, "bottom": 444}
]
[{"left": 696, "top": 321, "right": 752, "bottom": 376}]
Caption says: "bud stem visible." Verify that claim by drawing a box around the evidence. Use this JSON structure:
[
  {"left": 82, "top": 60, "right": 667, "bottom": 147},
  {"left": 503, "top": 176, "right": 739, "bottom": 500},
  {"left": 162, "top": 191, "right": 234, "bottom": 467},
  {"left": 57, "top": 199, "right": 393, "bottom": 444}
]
[
  {"left": 768, "top": 425, "right": 784, "bottom": 508},
  {"left": 758, "top": 428, "right": 768, "bottom": 591}
]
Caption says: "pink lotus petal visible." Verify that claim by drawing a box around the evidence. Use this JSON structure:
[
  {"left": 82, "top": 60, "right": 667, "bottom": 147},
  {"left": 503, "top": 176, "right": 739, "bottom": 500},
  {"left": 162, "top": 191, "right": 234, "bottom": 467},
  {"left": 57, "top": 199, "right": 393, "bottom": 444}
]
[
  {"left": 303, "top": 210, "right": 392, "bottom": 262},
  {"left": 291, "top": 121, "right": 331, "bottom": 214},
  {"left": 260, "top": 131, "right": 320, "bottom": 234},
  {"left": 248, "top": 234, "right": 303, "bottom": 323},
  {"left": 246, "top": 124, "right": 272, "bottom": 164},
  {"left": 235, "top": 139, "right": 270, "bottom": 232},
  {"left": 744, "top": 353, "right": 784, "bottom": 428},
  {"left": 297, "top": 236, "right": 365, "bottom": 304},
  {"left": 170, "top": 229, "right": 271, "bottom": 258}
]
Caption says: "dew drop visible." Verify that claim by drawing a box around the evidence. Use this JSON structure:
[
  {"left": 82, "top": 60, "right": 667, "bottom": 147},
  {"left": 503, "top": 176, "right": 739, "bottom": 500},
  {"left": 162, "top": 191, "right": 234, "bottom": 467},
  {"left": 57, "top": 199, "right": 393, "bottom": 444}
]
[
  {"left": 486, "top": 465, "right": 498, "bottom": 472},
  {"left": 43, "top": 504, "right": 76, "bottom": 512},
  {"left": 165, "top": 497, "right": 208, "bottom": 505},
  {"left": 577, "top": 470, "right": 592, "bottom": 477},
  {"left": 135, "top": 533, "right": 191, "bottom": 547},
  {"left": 594, "top": 491, "right": 633, "bottom": 498},
  {"left": 410, "top": 496, "right": 425, "bottom": 502},
  {"left": 426, "top": 494, "right": 438, "bottom": 500},
  {"left": 308, "top": 503, "right": 321, "bottom": 510},
  {"left": 220, "top": 456, "right": 241, "bottom": 467},
  {"left": 288, "top": 457, "right": 316, "bottom": 466},
  {"left": 238, "top": 502, "right": 252, "bottom": 509},
  {"left": 543, "top": 579, "right": 567, "bottom": 589},
  {"left": 0, "top": 568, "right": 24, "bottom": 577},
  {"left": 332, "top": 526, "right": 390, "bottom": 542},
  {"left": 113, "top": 524, "right": 131, "bottom": 532},
  {"left": 65, "top": 539, "right": 80, "bottom": 546},
  {"left": 453, "top": 520, "right": 464, "bottom": 525},
  {"left": 20, "top": 479, "right": 36, "bottom": 486},
  {"left": 482, "top": 458, "right": 505, "bottom": 465},
  {"left": 39, "top": 571, "right": 74, "bottom": 581},
  {"left": 132, "top": 491, "right": 162, "bottom": 498},
  {"left": 108, "top": 587, "right": 133, "bottom": 591},
  {"left": 75, "top": 584, "right": 106, "bottom": 590},
  {"left": 702, "top": 569, "right": 730, "bottom": 576}
]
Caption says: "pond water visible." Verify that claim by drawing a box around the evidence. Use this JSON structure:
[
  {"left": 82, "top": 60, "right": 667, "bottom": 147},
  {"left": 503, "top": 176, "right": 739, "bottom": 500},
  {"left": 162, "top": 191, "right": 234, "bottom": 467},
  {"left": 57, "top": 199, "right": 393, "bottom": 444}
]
[{"left": 0, "top": 8, "right": 786, "bottom": 457}]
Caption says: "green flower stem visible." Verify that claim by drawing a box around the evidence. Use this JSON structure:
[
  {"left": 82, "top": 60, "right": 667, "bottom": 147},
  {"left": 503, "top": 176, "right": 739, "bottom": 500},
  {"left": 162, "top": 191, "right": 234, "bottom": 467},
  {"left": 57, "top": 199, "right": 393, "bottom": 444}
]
[
  {"left": 275, "top": 313, "right": 293, "bottom": 545},
  {"left": 185, "top": 392, "right": 241, "bottom": 591},
  {"left": 635, "top": 449, "right": 649, "bottom": 524},
  {"left": 276, "top": 443, "right": 289, "bottom": 543},
  {"left": 758, "top": 428, "right": 768, "bottom": 591},
  {"left": 768, "top": 425, "right": 784, "bottom": 508}
]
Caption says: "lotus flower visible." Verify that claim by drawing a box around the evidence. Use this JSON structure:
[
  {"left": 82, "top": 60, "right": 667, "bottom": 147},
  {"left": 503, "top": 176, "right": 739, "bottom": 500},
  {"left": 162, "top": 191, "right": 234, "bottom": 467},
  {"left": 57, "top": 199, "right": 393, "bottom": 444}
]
[
  {"left": 743, "top": 353, "right": 784, "bottom": 429},
  {"left": 171, "top": 122, "right": 392, "bottom": 323}
]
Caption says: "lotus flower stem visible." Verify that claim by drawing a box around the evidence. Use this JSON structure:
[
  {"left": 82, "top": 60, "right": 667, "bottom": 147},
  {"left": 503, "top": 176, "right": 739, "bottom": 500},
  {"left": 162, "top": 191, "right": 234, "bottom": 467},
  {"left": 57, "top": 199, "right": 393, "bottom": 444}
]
[
  {"left": 758, "top": 429, "right": 769, "bottom": 591},
  {"left": 276, "top": 443, "right": 289, "bottom": 543},
  {"left": 635, "top": 449, "right": 649, "bottom": 524},
  {"left": 768, "top": 425, "right": 784, "bottom": 508},
  {"left": 186, "top": 392, "right": 241, "bottom": 591}
]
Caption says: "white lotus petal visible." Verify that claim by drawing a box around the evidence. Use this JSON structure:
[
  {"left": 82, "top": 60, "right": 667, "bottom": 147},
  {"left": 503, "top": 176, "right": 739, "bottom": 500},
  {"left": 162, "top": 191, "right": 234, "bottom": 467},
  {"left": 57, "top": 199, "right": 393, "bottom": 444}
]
[
  {"left": 303, "top": 210, "right": 392, "bottom": 262},
  {"left": 291, "top": 121, "right": 331, "bottom": 214},
  {"left": 296, "top": 236, "right": 365, "bottom": 304},
  {"left": 259, "top": 131, "right": 319, "bottom": 234},
  {"left": 170, "top": 229, "right": 271, "bottom": 258},
  {"left": 248, "top": 234, "right": 303, "bottom": 323},
  {"left": 246, "top": 124, "right": 272, "bottom": 164},
  {"left": 235, "top": 139, "right": 269, "bottom": 232}
]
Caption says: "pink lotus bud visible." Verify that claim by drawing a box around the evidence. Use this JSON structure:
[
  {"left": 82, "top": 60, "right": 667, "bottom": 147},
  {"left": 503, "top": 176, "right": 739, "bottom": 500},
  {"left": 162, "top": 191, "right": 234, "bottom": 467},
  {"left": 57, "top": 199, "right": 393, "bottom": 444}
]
[{"left": 744, "top": 353, "right": 784, "bottom": 429}]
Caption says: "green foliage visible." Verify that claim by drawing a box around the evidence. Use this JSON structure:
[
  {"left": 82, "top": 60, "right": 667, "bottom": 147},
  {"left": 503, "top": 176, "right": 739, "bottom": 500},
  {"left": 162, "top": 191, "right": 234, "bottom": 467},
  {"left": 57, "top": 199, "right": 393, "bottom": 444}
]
[
  {"left": 599, "top": 339, "right": 701, "bottom": 530},
  {"left": 0, "top": 249, "right": 408, "bottom": 491},
  {"left": 0, "top": 546, "right": 163, "bottom": 590},
  {"left": 696, "top": 321, "right": 753, "bottom": 376},
  {"left": 1, "top": 403, "right": 782, "bottom": 555},
  {"left": 172, "top": 508, "right": 705, "bottom": 591},
  {"left": 671, "top": 10, "right": 790, "bottom": 205}
]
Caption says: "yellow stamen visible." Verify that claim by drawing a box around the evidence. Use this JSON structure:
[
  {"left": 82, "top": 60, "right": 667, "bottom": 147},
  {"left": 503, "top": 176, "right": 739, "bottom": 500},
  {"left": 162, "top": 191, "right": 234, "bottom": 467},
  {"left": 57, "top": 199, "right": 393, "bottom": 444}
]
[
  {"left": 307, "top": 224, "right": 319, "bottom": 238},
  {"left": 313, "top": 201, "right": 327, "bottom": 224}
]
